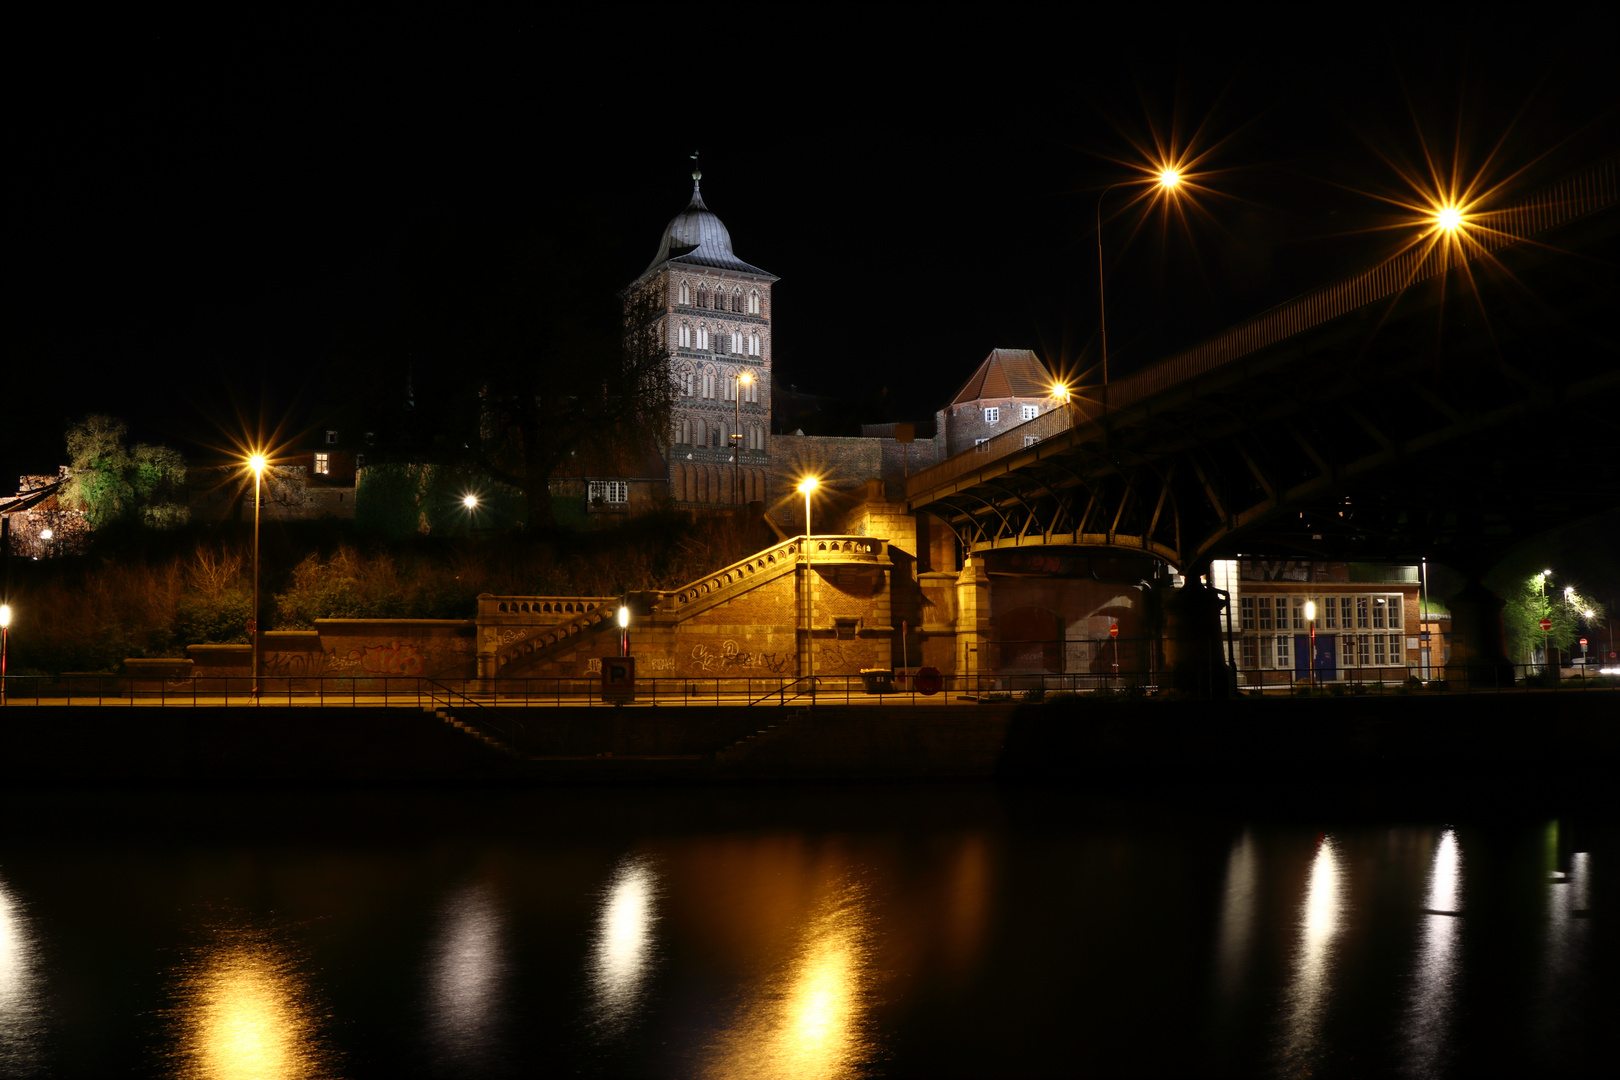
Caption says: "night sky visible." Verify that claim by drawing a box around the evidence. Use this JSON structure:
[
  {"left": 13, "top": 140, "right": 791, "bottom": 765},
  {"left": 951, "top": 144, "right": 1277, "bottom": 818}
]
[{"left": 9, "top": 13, "right": 1615, "bottom": 479}]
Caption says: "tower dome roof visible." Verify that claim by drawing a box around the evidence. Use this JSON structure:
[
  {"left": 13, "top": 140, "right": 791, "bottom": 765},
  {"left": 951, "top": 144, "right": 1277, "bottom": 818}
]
[{"left": 642, "top": 179, "right": 776, "bottom": 279}]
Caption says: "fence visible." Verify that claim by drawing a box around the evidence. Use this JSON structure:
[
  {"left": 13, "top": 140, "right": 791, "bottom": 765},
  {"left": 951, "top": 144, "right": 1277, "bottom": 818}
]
[{"left": 0, "top": 665, "right": 1612, "bottom": 708}]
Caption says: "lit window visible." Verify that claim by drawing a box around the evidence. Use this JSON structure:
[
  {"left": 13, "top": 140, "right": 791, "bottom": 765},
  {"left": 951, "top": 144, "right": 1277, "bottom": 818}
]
[
  {"left": 1021, "top": 405, "right": 1038, "bottom": 421},
  {"left": 984, "top": 407, "right": 1000, "bottom": 424},
  {"left": 314, "top": 453, "right": 330, "bottom": 475},
  {"left": 589, "top": 480, "right": 628, "bottom": 504}
]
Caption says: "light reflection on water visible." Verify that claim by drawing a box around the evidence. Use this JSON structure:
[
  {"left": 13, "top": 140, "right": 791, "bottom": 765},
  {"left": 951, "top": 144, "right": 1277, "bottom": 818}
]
[
  {"left": 1215, "top": 830, "right": 1259, "bottom": 1009},
  {"left": 168, "top": 926, "right": 335, "bottom": 1080},
  {"left": 0, "top": 874, "right": 47, "bottom": 1078},
  {"left": 1402, "top": 828, "right": 1463, "bottom": 1077},
  {"left": 700, "top": 867, "right": 875, "bottom": 1080},
  {"left": 588, "top": 853, "right": 660, "bottom": 1035},
  {"left": 425, "top": 883, "right": 508, "bottom": 1069},
  {"left": 1278, "top": 834, "right": 1344, "bottom": 1076}
]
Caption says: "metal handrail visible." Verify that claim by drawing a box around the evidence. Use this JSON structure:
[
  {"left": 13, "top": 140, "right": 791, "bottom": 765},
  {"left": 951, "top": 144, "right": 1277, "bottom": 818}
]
[{"left": 750, "top": 676, "right": 820, "bottom": 706}]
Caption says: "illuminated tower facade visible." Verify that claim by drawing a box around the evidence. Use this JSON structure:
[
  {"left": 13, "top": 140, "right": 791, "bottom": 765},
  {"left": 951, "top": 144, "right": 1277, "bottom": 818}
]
[{"left": 623, "top": 165, "right": 777, "bottom": 506}]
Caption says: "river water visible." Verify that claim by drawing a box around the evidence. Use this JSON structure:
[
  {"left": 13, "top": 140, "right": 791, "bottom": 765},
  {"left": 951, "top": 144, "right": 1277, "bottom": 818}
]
[{"left": 0, "top": 785, "right": 1607, "bottom": 1078}]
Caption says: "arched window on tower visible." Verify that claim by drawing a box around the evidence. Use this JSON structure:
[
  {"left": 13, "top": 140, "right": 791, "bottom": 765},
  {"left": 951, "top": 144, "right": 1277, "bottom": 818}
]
[
  {"left": 696, "top": 325, "right": 709, "bottom": 351},
  {"left": 702, "top": 367, "right": 716, "bottom": 399},
  {"left": 748, "top": 290, "right": 760, "bottom": 315},
  {"left": 731, "top": 291, "right": 743, "bottom": 313},
  {"left": 679, "top": 281, "right": 690, "bottom": 306},
  {"left": 678, "top": 365, "right": 694, "bottom": 397},
  {"left": 679, "top": 323, "right": 691, "bottom": 349}
]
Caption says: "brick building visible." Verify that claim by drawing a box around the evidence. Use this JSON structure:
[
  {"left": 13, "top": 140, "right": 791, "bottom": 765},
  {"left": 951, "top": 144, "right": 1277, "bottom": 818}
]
[
  {"left": 621, "top": 168, "right": 776, "bottom": 508},
  {"left": 935, "top": 349, "right": 1066, "bottom": 457}
]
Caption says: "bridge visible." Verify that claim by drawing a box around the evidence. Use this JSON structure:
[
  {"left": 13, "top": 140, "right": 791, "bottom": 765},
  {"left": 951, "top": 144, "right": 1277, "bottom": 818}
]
[{"left": 905, "top": 158, "right": 1619, "bottom": 577}]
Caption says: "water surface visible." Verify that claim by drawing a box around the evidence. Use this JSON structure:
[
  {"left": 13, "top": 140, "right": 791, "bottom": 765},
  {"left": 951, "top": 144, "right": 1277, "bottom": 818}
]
[{"left": 0, "top": 786, "right": 1607, "bottom": 1077}]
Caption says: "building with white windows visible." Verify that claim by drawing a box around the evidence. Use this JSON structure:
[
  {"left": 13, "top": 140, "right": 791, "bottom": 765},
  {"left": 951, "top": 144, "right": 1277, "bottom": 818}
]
[
  {"left": 620, "top": 168, "right": 777, "bottom": 508},
  {"left": 1210, "top": 558, "right": 1426, "bottom": 686},
  {"left": 934, "top": 349, "right": 1065, "bottom": 457}
]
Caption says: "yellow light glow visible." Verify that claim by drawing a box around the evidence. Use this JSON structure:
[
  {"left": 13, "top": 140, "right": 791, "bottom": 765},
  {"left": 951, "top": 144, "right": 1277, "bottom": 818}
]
[
  {"left": 247, "top": 454, "right": 267, "bottom": 476},
  {"left": 1305, "top": 601, "right": 1316, "bottom": 622},
  {"left": 463, "top": 495, "right": 478, "bottom": 509},
  {"left": 797, "top": 477, "right": 819, "bottom": 495},
  {"left": 590, "top": 856, "right": 658, "bottom": 1034},
  {"left": 740, "top": 372, "right": 753, "bottom": 385},
  {"left": 1052, "top": 383, "right": 1071, "bottom": 403},
  {"left": 1159, "top": 168, "right": 1182, "bottom": 188},
  {"left": 1435, "top": 205, "right": 1462, "bottom": 231},
  {"left": 0, "top": 604, "right": 10, "bottom": 628},
  {"left": 174, "top": 941, "right": 327, "bottom": 1080}
]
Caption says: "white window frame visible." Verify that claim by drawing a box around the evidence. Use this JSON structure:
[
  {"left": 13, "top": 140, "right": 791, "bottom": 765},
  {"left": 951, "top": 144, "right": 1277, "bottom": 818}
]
[
  {"left": 679, "top": 323, "right": 691, "bottom": 349},
  {"left": 679, "top": 281, "right": 691, "bottom": 305},
  {"left": 1021, "top": 404, "right": 1039, "bottom": 421},
  {"left": 325, "top": 430, "right": 339, "bottom": 445},
  {"left": 748, "top": 290, "right": 760, "bottom": 314},
  {"left": 1023, "top": 436, "right": 1040, "bottom": 447},
  {"left": 589, "top": 480, "right": 628, "bottom": 504},
  {"left": 984, "top": 407, "right": 1000, "bottom": 424},
  {"left": 974, "top": 438, "right": 991, "bottom": 450}
]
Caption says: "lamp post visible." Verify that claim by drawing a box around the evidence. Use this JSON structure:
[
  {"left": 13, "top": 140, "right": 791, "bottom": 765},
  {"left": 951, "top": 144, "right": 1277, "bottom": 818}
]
[
  {"left": 1096, "top": 169, "right": 1180, "bottom": 402},
  {"left": 798, "top": 477, "right": 819, "bottom": 696},
  {"left": 618, "top": 604, "right": 630, "bottom": 658},
  {"left": 1541, "top": 569, "right": 1553, "bottom": 674},
  {"left": 732, "top": 372, "right": 752, "bottom": 506},
  {"left": 249, "top": 454, "right": 266, "bottom": 700},
  {"left": 0, "top": 603, "right": 11, "bottom": 706},
  {"left": 1305, "top": 600, "right": 1317, "bottom": 686}
]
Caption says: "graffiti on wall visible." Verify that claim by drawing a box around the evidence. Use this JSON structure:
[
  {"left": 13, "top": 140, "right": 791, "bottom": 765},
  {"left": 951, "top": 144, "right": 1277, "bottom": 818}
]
[
  {"left": 326, "top": 643, "right": 426, "bottom": 676},
  {"left": 690, "top": 639, "right": 791, "bottom": 674}
]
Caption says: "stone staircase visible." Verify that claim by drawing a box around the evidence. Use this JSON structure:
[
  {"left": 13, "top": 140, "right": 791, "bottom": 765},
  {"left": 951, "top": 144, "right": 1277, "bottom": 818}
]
[
  {"left": 714, "top": 707, "right": 806, "bottom": 763},
  {"left": 428, "top": 705, "right": 524, "bottom": 758}
]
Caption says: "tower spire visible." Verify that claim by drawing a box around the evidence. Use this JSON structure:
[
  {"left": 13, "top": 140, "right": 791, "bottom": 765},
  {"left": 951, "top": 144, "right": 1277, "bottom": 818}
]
[{"left": 690, "top": 150, "right": 702, "bottom": 190}]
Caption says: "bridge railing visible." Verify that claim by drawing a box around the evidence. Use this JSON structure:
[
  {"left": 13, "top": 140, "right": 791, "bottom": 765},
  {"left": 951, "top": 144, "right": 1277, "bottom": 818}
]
[
  {"left": 0, "top": 666, "right": 1611, "bottom": 706},
  {"left": 908, "top": 156, "right": 1620, "bottom": 500}
]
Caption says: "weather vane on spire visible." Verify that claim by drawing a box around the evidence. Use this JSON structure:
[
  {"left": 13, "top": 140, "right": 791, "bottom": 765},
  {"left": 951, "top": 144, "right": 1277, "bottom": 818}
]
[{"left": 690, "top": 150, "right": 702, "bottom": 182}]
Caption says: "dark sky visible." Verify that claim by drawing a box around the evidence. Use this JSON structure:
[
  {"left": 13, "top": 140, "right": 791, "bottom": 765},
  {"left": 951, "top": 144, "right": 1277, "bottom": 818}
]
[{"left": 8, "top": 12, "right": 1615, "bottom": 477}]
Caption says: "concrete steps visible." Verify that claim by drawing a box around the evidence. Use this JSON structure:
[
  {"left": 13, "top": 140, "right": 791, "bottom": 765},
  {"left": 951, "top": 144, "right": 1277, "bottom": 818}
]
[
  {"left": 715, "top": 707, "right": 806, "bottom": 763},
  {"left": 431, "top": 707, "right": 524, "bottom": 758}
]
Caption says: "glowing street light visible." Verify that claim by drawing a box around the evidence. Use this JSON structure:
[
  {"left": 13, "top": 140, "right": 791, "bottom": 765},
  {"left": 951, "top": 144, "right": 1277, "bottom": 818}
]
[
  {"left": 0, "top": 603, "right": 11, "bottom": 706},
  {"left": 1305, "top": 600, "right": 1317, "bottom": 686},
  {"left": 618, "top": 604, "right": 630, "bottom": 658},
  {"left": 1435, "top": 205, "right": 1463, "bottom": 232},
  {"left": 248, "top": 453, "right": 267, "bottom": 699},
  {"left": 733, "top": 372, "right": 753, "bottom": 506},
  {"left": 1053, "top": 383, "right": 1071, "bottom": 405},
  {"left": 1097, "top": 168, "right": 1186, "bottom": 398},
  {"left": 797, "top": 476, "right": 818, "bottom": 539},
  {"left": 797, "top": 477, "right": 820, "bottom": 699},
  {"left": 463, "top": 494, "right": 478, "bottom": 510}
]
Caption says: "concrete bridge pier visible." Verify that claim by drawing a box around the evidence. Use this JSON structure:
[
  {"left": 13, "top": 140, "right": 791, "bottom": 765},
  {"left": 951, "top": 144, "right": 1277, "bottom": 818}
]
[
  {"left": 955, "top": 557, "right": 991, "bottom": 695},
  {"left": 1443, "top": 578, "right": 1517, "bottom": 688},
  {"left": 1161, "top": 579, "right": 1236, "bottom": 699}
]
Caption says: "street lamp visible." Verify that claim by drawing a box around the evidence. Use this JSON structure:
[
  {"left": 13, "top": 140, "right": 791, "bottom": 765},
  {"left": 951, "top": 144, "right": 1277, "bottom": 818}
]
[
  {"left": 1542, "top": 569, "right": 1553, "bottom": 675},
  {"left": 249, "top": 453, "right": 266, "bottom": 699},
  {"left": 1305, "top": 600, "right": 1317, "bottom": 686},
  {"left": 797, "top": 477, "right": 819, "bottom": 698},
  {"left": 0, "top": 603, "right": 11, "bottom": 706},
  {"left": 733, "top": 372, "right": 753, "bottom": 506},
  {"left": 618, "top": 604, "right": 630, "bottom": 658},
  {"left": 1096, "top": 169, "right": 1183, "bottom": 401}
]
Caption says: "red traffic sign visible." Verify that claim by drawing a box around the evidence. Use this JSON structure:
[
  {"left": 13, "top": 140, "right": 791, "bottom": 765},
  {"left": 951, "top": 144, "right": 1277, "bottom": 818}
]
[
  {"left": 1580, "top": 638, "right": 1588, "bottom": 647},
  {"left": 1109, "top": 624, "right": 1120, "bottom": 639},
  {"left": 1539, "top": 618, "right": 1553, "bottom": 632}
]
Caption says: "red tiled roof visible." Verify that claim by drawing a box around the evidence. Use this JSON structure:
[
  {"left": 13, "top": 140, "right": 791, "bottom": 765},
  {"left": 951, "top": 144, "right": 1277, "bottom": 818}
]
[{"left": 948, "top": 349, "right": 1053, "bottom": 406}]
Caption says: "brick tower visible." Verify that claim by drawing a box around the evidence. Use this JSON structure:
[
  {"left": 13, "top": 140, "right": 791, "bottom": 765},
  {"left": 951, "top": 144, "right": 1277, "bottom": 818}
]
[{"left": 623, "top": 162, "right": 777, "bottom": 507}]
